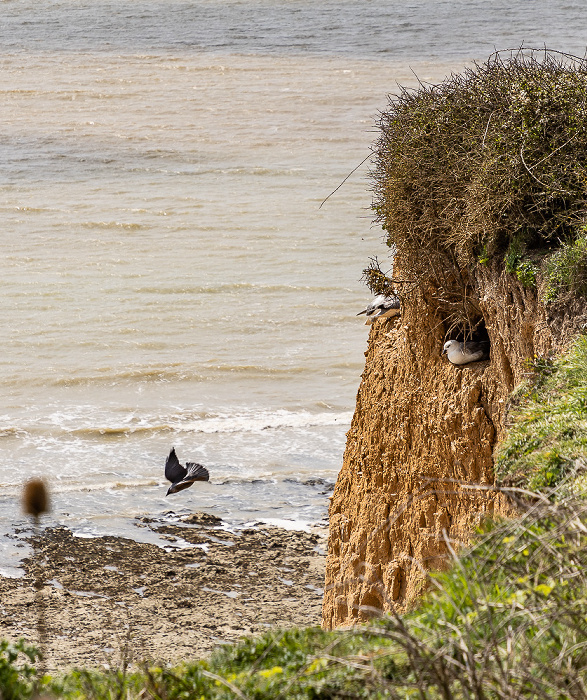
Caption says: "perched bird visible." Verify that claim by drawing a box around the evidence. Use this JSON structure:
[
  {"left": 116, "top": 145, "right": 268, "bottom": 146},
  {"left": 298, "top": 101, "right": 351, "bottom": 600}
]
[
  {"left": 164, "top": 447, "right": 209, "bottom": 496},
  {"left": 357, "top": 294, "right": 401, "bottom": 324},
  {"left": 442, "top": 339, "right": 490, "bottom": 365}
]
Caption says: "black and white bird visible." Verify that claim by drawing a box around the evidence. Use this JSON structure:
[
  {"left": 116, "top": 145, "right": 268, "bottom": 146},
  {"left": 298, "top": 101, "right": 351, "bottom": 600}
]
[
  {"left": 442, "top": 339, "right": 490, "bottom": 365},
  {"left": 357, "top": 294, "right": 401, "bottom": 324},
  {"left": 164, "top": 447, "right": 209, "bottom": 496}
]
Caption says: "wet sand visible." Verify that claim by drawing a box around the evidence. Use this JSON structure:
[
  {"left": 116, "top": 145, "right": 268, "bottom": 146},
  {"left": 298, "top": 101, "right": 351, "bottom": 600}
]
[{"left": 0, "top": 513, "right": 326, "bottom": 672}]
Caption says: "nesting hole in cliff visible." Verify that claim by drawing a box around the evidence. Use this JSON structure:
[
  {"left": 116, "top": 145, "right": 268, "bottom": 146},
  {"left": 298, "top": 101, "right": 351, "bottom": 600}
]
[{"left": 444, "top": 314, "right": 490, "bottom": 346}]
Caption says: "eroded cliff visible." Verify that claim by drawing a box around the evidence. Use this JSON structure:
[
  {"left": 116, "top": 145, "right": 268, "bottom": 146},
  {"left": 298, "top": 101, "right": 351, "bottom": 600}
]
[
  {"left": 322, "top": 261, "right": 586, "bottom": 627},
  {"left": 322, "top": 51, "right": 587, "bottom": 628}
]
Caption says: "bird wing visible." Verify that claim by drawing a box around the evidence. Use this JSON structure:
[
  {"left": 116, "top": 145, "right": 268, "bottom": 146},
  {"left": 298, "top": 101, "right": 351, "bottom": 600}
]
[
  {"left": 462, "top": 341, "right": 490, "bottom": 360},
  {"left": 465, "top": 349, "right": 484, "bottom": 362},
  {"left": 381, "top": 296, "right": 400, "bottom": 311},
  {"left": 185, "top": 463, "right": 210, "bottom": 482},
  {"left": 372, "top": 298, "right": 400, "bottom": 319},
  {"left": 165, "top": 448, "right": 186, "bottom": 484}
]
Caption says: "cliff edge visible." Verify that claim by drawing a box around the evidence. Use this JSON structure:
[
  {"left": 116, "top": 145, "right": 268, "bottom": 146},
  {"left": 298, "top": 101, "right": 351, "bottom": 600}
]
[{"left": 323, "top": 50, "right": 587, "bottom": 628}]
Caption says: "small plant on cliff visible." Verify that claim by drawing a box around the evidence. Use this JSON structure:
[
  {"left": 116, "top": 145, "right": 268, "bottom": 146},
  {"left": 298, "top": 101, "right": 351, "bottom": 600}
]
[
  {"left": 496, "top": 333, "right": 587, "bottom": 492},
  {"left": 504, "top": 234, "right": 539, "bottom": 288},
  {"left": 360, "top": 255, "right": 398, "bottom": 298},
  {"left": 542, "top": 228, "right": 587, "bottom": 303}
]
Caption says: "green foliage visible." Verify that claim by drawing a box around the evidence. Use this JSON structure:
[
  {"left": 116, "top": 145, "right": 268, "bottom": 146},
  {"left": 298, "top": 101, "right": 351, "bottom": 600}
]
[
  {"left": 378, "top": 499, "right": 587, "bottom": 698},
  {"left": 504, "top": 234, "right": 526, "bottom": 274},
  {"left": 504, "top": 234, "right": 539, "bottom": 288},
  {"left": 515, "top": 260, "right": 538, "bottom": 288},
  {"left": 211, "top": 627, "right": 331, "bottom": 671},
  {"left": 0, "top": 639, "right": 41, "bottom": 700},
  {"left": 542, "top": 230, "right": 587, "bottom": 303},
  {"left": 477, "top": 243, "right": 490, "bottom": 265},
  {"left": 48, "top": 628, "right": 400, "bottom": 699},
  {"left": 496, "top": 334, "right": 587, "bottom": 491}
]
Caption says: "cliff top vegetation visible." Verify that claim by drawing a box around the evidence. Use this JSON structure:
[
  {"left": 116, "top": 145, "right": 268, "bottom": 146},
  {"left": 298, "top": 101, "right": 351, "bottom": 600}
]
[
  {"left": 366, "top": 48, "right": 587, "bottom": 324},
  {"left": 497, "top": 332, "right": 587, "bottom": 493}
]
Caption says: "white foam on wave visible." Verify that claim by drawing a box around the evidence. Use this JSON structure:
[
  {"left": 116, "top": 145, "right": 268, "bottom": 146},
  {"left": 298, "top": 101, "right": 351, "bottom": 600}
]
[
  {"left": 175, "top": 409, "right": 353, "bottom": 435},
  {"left": 10, "top": 407, "right": 352, "bottom": 438},
  {"left": 256, "top": 518, "right": 313, "bottom": 532}
]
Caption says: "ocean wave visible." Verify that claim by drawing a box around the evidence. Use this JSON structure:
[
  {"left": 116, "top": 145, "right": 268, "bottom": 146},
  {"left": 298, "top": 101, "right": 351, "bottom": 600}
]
[
  {"left": 78, "top": 221, "right": 144, "bottom": 231},
  {"left": 0, "top": 472, "right": 334, "bottom": 498},
  {"left": 0, "top": 427, "right": 24, "bottom": 438},
  {"left": 39, "top": 364, "right": 329, "bottom": 389},
  {"left": 134, "top": 282, "right": 340, "bottom": 295},
  {"left": 69, "top": 410, "right": 353, "bottom": 437},
  {"left": 0, "top": 407, "right": 352, "bottom": 441},
  {"left": 0, "top": 478, "right": 161, "bottom": 498},
  {"left": 48, "top": 368, "right": 199, "bottom": 388}
]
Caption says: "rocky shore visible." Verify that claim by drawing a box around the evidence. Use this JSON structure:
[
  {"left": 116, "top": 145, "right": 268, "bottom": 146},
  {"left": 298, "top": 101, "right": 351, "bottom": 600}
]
[{"left": 0, "top": 513, "right": 326, "bottom": 672}]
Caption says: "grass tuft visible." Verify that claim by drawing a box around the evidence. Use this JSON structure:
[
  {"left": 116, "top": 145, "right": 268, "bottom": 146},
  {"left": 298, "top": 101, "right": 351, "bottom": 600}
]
[
  {"left": 542, "top": 230, "right": 587, "bottom": 303},
  {"left": 0, "top": 639, "right": 40, "bottom": 700},
  {"left": 496, "top": 334, "right": 587, "bottom": 492}
]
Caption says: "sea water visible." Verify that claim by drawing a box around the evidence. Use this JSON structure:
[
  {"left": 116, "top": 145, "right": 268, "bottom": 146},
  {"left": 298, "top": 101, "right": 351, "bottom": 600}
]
[{"left": 0, "top": 0, "right": 585, "bottom": 575}]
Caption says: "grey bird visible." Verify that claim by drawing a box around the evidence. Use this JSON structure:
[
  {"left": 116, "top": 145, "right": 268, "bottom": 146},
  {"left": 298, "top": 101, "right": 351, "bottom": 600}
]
[
  {"left": 442, "top": 339, "right": 490, "bottom": 365},
  {"left": 165, "top": 447, "right": 209, "bottom": 495},
  {"left": 357, "top": 294, "right": 401, "bottom": 324}
]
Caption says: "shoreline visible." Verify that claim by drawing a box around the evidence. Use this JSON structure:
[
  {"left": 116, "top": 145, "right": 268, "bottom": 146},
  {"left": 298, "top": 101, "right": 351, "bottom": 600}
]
[{"left": 0, "top": 513, "right": 326, "bottom": 672}]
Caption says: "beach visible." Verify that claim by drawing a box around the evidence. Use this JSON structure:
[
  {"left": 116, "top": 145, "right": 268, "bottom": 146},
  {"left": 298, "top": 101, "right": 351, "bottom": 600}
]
[{"left": 0, "top": 515, "right": 326, "bottom": 671}]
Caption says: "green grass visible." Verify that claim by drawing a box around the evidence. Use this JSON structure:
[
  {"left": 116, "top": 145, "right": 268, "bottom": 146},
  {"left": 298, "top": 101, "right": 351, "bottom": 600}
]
[
  {"left": 542, "top": 230, "right": 587, "bottom": 303},
  {"left": 504, "top": 234, "right": 539, "bottom": 289},
  {"left": 496, "top": 334, "right": 587, "bottom": 492}
]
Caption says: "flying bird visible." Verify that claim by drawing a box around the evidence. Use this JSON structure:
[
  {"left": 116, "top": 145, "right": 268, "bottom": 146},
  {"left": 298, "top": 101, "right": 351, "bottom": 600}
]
[
  {"left": 442, "top": 339, "right": 490, "bottom": 365},
  {"left": 164, "top": 447, "right": 209, "bottom": 496},
  {"left": 357, "top": 294, "right": 400, "bottom": 324}
]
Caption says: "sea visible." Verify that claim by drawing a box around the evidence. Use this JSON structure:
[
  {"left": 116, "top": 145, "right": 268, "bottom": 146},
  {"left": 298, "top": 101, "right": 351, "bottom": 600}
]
[{"left": 1, "top": 0, "right": 585, "bottom": 576}]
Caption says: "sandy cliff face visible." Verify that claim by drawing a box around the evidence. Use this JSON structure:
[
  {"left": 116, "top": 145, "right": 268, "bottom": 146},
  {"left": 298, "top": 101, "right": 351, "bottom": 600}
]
[{"left": 322, "top": 262, "right": 575, "bottom": 628}]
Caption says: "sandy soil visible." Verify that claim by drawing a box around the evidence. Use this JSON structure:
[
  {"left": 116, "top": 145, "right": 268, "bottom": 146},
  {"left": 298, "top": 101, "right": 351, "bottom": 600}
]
[{"left": 0, "top": 513, "right": 326, "bottom": 672}]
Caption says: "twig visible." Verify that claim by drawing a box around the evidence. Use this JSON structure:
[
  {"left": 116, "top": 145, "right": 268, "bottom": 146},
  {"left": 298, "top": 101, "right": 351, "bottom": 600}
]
[{"left": 319, "top": 152, "right": 374, "bottom": 209}]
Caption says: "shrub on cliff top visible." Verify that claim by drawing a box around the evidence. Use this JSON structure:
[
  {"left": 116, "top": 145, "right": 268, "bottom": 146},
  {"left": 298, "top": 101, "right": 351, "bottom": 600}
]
[{"left": 372, "top": 48, "right": 587, "bottom": 277}]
